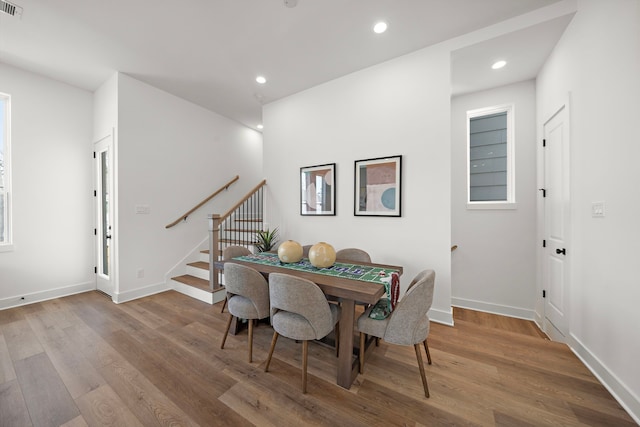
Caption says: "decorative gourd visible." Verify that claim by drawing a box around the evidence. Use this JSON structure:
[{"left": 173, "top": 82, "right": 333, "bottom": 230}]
[
  {"left": 277, "top": 240, "right": 303, "bottom": 263},
  {"left": 308, "top": 242, "right": 336, "bottom": 268}
]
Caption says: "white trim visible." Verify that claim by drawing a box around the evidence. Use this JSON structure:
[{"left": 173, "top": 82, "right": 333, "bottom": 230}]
[
  {"left": 466, "top": 202, "right": 518, "bottom": 210},
  {"left": 452, "top": 296, "right": 536, "bottom": 321},
  {"left": 569, "top": 334, "right": 640, "bottom": 425},
  {"left": 466, "top": 103, "right": 516, "bottom": 205},
  {"left": 0, "top": 281, "right": 94, "bottom": 311},
  {"left": 428, "top": 306, "right": 454, "bottom": 326},
  {"left": 0, "top": 92, "right": 12, "bottom": 247},
  {"left": 112, "top": 281, "right": 171, "bottom": 304}
]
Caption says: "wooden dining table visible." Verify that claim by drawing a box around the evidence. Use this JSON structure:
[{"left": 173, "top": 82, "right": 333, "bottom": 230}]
[{"left": 220, "top": 254, "right": 403, "bottom": 389}]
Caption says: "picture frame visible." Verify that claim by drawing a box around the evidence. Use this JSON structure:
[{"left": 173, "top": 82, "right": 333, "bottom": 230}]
[
  {"left": 300, "top": 163, "right": 336, "bottom": 215},
  {"left": 354, "top": 155, "right": 402, "bottom": 217}
]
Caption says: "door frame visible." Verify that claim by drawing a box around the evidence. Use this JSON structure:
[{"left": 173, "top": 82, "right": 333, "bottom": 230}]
[
  {"left": 94, "top": 132, "right": 117, "bottom": 299},
  {"left": 539, "top": 95, "right": 571, "bottom": 342}
]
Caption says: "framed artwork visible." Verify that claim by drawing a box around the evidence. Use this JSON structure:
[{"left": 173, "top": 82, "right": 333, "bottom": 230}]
[
  {"left": 354, "top": 155, "right": 402, "bottom": 217},
  {"left": 300, "top": 163, "right": 336, "bottom": 215}
]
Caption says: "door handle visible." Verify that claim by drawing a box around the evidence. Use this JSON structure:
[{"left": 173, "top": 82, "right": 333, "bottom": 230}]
[{"left": 556, "top": 248, "right": 566, "bottom": 255}]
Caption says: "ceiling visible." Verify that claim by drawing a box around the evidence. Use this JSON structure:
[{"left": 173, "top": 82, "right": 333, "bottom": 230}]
[{"left": 0, "top": 0, "right": 571, "bottom": 131}]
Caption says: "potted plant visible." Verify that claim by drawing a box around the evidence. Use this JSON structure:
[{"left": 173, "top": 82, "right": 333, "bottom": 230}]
[{"left": 254, "top": 227, "right": 279, "bottom": 252}]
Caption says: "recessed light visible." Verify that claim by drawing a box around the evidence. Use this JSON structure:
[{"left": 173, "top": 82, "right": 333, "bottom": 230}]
[
  {"left": 373, "top": 21, "right": 387, "bottom": 34},
  {"left": 256, "top": 76, "right": 267, "bottom": 84},
  {"left": 257, "top": 124, "right": 264, "bottom": 130},
  {"left": 492, "top": 60, "right": 507, "bottom": 70}
]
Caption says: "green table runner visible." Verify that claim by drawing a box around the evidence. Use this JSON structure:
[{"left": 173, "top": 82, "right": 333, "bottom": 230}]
[{"left": 234, "top": 252, "right": 399, "bottom": 286}]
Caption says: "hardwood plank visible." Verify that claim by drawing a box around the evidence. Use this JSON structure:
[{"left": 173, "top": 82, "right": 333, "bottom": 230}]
[
  {"left": 105, "top": 329, "right": 250, "bottom": 426},
  {"left": 13, "top": 352, "right": 80, "bottom": 427},
  {"left": 59, "top": 415, "right": 88, "bottom": 427},
  {"left": 0, "top": 333, "right": 17, "bottom": 384},
  {"left": 94, "top": 358, "right": 199, "bottom": 427},
  {"left": 0, "top": 292, "right": 635, "bottom": 426},
  {"left": 26, "top": 310, "right": 106, "bottom": 399},
  {"left": 356, "top": 378, "right": 480, "bottom": 427},
  {"left": 0, "top": 379, "right": 32, "bottom": 427},
  {"left": 1, "top": 320, "right": 44, "bottom": 361},
  {"left": 64, "top": 315, "right": 198, "bottom": 426},
  {"left": 75, "top": 384, "right": 143, "bottom": 427}
]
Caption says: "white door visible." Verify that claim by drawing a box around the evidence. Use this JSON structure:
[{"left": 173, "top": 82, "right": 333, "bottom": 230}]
[
  {"left": 95, "top": 135, "right": 115, "bottom": 296},
  {"left": 542, "top": 104, "right": 570, "bottom": 341}
]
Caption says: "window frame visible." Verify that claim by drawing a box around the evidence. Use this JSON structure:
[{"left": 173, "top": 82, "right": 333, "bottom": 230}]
[
  {"left": 466, "top": 104, "right": 516, "bottom": 210},
  {"left": 0, "top": 92, "right": 12, "bottom": 251}
]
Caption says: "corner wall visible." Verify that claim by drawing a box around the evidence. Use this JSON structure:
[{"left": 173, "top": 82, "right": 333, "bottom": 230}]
[
  {"left": 536, "top": 0, "right": 640, "bottom": 420},
  {"left": 263, "top": 46, "right": 453, "bottom": 325},
  {"left": 115, "top": 74, "right": 263, "bottom": 302},
  {"left": 451, "top": 81, "right": 538, "bottom": 319},
  {"left": 0, "top": 62, "right": 94, "bottom": 308}
]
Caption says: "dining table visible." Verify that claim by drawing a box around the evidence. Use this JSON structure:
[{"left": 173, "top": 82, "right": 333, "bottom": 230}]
[{"left": 219, "top": 252, "right": 403, "bottom": 389}]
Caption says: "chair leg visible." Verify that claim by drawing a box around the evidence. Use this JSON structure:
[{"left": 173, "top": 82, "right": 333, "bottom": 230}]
[
  {"left": 359, "top": 332, "right": 365, "bottom": 374},
  {"left": 220, "top": 297, "right": 227, "bottom": 313},
  {"left": 414, "top": 344, "right": 430, "bottom": 398},
  {"left": 334, "top": 322, "right": 340, "bottom": 357},
  {"left": 248, "top": 319, "right": 254, "bottom": 363},
  {"left": 220, "top": 314, "right": 233, "bottom": 349},
  {"left": 302, "top": 340, "right": 308, "bottom": 394},
  {"left": 423, "top": 339, "right": 432, "bottom": 365},
  {"left": 264, "top": 331, "right": 279, "bottom": 372}
]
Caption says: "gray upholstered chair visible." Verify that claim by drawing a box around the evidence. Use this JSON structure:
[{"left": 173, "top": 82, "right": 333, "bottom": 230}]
[
  {"left": 356, "top": 269, "right": 435, "bottom": 397},
  {"left": 335, "top": 248, "right": 372, "bottom": 306},
  {"left": 301, "top": 245, "right": 312, "bottom": 257},
  {"left": 220, "top": 245, "right": 252, "bottom": 313},
  {"left": 335, "top": 248, "right": 371, "bottom": 264},
  {"left": 264, "top": 273, "right": 341, "bottom": 393},
  {"left": 220, "top": 263, "right": 270, "bottom": 363}
]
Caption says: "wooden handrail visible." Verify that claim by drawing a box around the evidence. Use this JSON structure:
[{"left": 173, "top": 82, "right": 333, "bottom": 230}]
[
  {"left": 165, "top": 175, "right": 240, "bottom": 229},
  {"left": 219, "top": 179, "right": 267, "bottom": 222}
]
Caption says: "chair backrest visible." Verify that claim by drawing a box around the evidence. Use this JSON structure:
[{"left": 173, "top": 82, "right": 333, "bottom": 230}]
[
  {"left": 383, "top": 270, "right": 435, "bottom": 346},
  {"left": 335, "top": 248, "right": 371, "bottom": 264},
  {"left": 224, "top": 263, "right": 270, "bottom": 319},
  {"left": 223, "top": 245, "right": 251, "bottom": 260},
  {"left": 301, "top": 245, "right": 312, "bottom": 257},
  {"left": 268, "top": 273, "right": 334, "bottom": 340}
]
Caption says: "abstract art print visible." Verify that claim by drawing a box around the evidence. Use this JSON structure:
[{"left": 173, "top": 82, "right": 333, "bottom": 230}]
[
  {"left": 301, "top": 163, "right": 336, "bottom": 215},
  {"left": 354, "top": 155, "right": 401, "bottom": 217}
]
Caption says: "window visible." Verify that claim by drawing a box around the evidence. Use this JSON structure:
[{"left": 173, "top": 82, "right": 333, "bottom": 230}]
[
  {"left": 467, "top": 104, "right": 515, "bottom": 208},
  {"left": 0, "top": 93, "right": 11, "bottom": 248}
]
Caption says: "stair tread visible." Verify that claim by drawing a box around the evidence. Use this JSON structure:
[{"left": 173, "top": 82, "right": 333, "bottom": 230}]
[
  {"left": 187, "top": 261, "right": 209, "bottom": 270},
  {"left": 172, "top": 274, "right": 213, "bottom": 292}
]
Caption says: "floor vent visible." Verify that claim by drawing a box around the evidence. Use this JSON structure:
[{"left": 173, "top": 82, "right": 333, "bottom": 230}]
[{"left": 0, "top": 0, "right": 22, "bottom": 18}]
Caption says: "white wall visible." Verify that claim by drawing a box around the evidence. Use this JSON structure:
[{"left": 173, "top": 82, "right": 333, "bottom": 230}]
[
  {"left": 115, "top": 74, "right": 263, "bottom": 301},
  {"left": 451, "top": 81, "right": 538, "bottom": 319},
  {"left": 0, "top": 62, "right": 94, "bottom": 309},
  {"left": 537, "top": 0, "right": 640, "bottom": 420},
  {"left": 263, "top": 46, "right": 453, "bottom": 325}
]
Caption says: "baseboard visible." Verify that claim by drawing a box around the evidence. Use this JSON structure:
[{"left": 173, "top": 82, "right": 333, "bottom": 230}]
[
  {"left": 451, "top": 296, "right": 535, "bottom": 321},
  {"left": 569, "top": 333, "right": 640, "bottom": 425},
  {"left": 429, "top": 306, "right": 454, "bottom": 326},
  {"left": 0, "top": 281, "right": 95, "bottom": 311},
  {"left": 112, "top": 281, "right": 171, "bottom": 304}
]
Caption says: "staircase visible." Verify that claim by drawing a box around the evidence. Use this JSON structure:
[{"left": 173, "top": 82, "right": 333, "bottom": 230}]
[{"left": 168, "top": 180, "right": 266, "bottom": 304}]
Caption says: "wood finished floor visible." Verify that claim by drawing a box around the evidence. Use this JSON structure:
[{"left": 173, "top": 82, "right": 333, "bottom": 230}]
[{"left": 0, "top": 290, "right": 635, "bottom": 427}]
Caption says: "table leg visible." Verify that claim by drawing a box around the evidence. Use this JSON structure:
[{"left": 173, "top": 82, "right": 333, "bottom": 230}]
[{"left": 337, "top": 298, "right": 357, "bottom": 388}]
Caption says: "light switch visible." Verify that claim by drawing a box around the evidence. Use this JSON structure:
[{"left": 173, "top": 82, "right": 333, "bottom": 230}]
[
  {"left": 135, "top": 204, "right": 150, "bottom": 214},
  {"left": 591, "top": 202, "right": 605, "bottom": 218}
]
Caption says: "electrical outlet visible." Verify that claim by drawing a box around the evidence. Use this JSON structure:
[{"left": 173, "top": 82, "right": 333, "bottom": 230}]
[{"left": 136, "top": 268, "right": 144, "bottom": 279}]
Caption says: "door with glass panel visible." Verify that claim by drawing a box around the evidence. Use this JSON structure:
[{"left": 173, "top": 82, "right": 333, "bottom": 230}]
[{"left": 94, "top": 135, "right": 114, "bottom": 296}]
